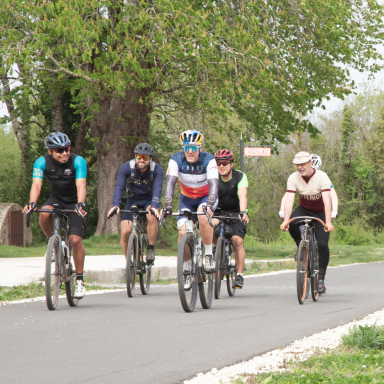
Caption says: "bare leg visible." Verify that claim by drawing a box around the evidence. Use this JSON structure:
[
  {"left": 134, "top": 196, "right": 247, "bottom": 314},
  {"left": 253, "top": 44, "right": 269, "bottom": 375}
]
[
  {"left": 120, "top": 220, "right": 133, "bottom": 258},
  {"left": 232, "top": 235, "right": 245, "bottom": 273},
  {"left": 177, "top": 224, "right": 191, "bottom": 261},
  {"left": 39, "top": 205, "right": 54, "bottom": 238},
  {"left": 69, "top": 235, "right": 85, "bottom": 274},
  {"left": 146, "top": 207, "right": 158, "bottom": 245}
]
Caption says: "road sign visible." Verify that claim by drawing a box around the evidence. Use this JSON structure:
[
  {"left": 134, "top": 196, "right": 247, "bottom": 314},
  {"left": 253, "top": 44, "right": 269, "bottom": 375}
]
[{"left": 244, "top": 147, "right": 271, "bottom": 157}]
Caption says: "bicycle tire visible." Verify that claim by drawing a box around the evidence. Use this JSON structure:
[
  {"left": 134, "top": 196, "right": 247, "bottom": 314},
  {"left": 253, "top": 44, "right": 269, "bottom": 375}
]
[
  {"left": 45, "top": 236, "right": 61, "bottom": 310},
  {"left": 226, "top": 244, "right": 236, "bottom": 297},
  {"left": 214, "top": 237, "right": 225, "bottom": 299},
  {"left": 65, "top": 251, "right": 79, "bottom": 307},
  {"left": 311, "top": 240, "right": 320, "bottom": 302},
  {"left": 139, "top": 236, "right": 151, "bottom": 295},
  {"left": 177, "top": 234, "right": 198, "bottom": 313},
  {"left": 126, "top": 233, "right": 138, "bottom": 298},
  {"left": 198, "top": 241, "right": 213, "bottom": 309},
  {"left": 296, "top": 240, "right": 308, "bottom": 305}
]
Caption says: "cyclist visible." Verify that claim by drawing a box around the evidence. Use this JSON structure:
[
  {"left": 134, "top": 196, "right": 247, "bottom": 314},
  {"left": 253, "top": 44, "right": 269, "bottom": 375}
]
[
  {"left": 212, "top": 149, "right": 249, "bottom": 289},
  {"left": 279, "top": 154, "right": 338, "bottom": 219},
  {"left": 22, "top": 132, "right": 87, "bottom": 298},
  {"left": 280, "top": 151, "right": 334, "bottom": 294},
  {"left": 107, "top": 143, "right": 163, "bottom": 265},
  {"left": 163, "top": 130, "right": 219, "bottom": 289}
]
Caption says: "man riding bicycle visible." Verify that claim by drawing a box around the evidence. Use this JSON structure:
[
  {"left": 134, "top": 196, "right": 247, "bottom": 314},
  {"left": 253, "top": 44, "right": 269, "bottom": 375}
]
[
  {"left": 212, "top": 149, "right": 249, "bottom": 289},
  {"left": 107, "top": 143, "right": 163, "bottom": 265},
  {"left": 22, "top": 132, "right": 87, "bottom": 298},
  {"left": 163, "top": 130, "right": 219, "bottom": 289},
  {"left": 280, "top": 151, "right": 334, "bottom": 294},
  {"left": 279, "top": 154, "right": 338, "bottom": 219}
]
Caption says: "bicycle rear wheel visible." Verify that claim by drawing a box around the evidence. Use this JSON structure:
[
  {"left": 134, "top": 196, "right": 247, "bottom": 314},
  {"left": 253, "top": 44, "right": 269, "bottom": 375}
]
[
  {"left": 214, "top": 237, "right": 225, "bottom": 299},
  {"left": 45, "top": 236, "right": 61, "bottom": 310},
  {"left": 177, "top": 234, "right": 198, "bottom": 313},
  {"left": 126, "top": 233, "right": 138, "bottom": 298},
  {"left": 311, "top": 240, "right": 320, "bottom": 302},
  {"left": 296, "top": 240, "right": 308, "bottom": 305},
  {"left": 226, "top": 245, "right": 236, "bottom": 297},
  {"left": 65, "top": 253, "right": 79, "bottom": 307},
  {"left": 199, "top": 242, "right": 213, "bottom": 309},
  {"left": 139, "top": 236, "right": 151, "bottom": 295}
]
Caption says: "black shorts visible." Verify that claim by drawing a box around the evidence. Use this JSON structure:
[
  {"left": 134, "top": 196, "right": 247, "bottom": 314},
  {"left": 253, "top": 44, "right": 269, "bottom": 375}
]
[
  {"left": 42, "top": 196, "right": 85, "bottom": 238},
  {"left": 220, "top": 210, "right": 247, "bottom": 239}
]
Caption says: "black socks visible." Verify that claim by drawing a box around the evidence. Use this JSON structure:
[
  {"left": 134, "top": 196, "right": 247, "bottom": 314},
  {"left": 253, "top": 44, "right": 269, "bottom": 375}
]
[
  {"left": 148, "top": 245, "right": 154, "bottom": 251},
  {"left": 76, "top": 273, "right": 84, "bottom": 281}
]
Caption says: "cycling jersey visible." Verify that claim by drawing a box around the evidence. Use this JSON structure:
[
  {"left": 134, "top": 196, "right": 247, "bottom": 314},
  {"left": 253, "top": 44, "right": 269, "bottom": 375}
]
[
  {"left": 112, "top": 161, "right": 164, "bottom": 209},
  {"left": 286, "top": 169, "right": 331, "bottom": 213},
  {"left": 217, "top": 169, "right": 248, "bottom": 212},
  {"left": 165, "top": 151, "right": 219, "bottom": 208},
  {"left": 32, "top": 153, "right": 86, "bottom": 204}
]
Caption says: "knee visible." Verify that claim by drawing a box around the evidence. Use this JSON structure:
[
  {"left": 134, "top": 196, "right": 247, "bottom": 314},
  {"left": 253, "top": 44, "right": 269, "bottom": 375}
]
[
  {"left": 39, "top": 212, "right": 51, "bottom": 225},
  {"left": 70, "top": 236, "right": 83, "bottom": 249},
  {"left": 232, "top": 237, "right": 244, "bottom": 249},
  {"left": 147, "top": 214, "right": 157, "bottom": 224}
]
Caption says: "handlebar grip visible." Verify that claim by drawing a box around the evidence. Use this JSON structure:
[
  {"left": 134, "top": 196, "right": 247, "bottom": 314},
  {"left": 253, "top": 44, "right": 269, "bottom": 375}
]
[
  {"left": 25, "top": 213, "right": 30, "bottom": 228},
  {"left": 203, "top": 206, "right": 215, "bottom": 228},
  {"left": 108, "top": 207, "right": 119, "bottom": 219}
]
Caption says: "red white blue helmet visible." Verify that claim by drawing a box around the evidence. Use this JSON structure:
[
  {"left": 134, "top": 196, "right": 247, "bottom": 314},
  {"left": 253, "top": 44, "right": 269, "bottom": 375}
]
[{"left": 179, "top": 130, "right": 204, "bottom": 146}]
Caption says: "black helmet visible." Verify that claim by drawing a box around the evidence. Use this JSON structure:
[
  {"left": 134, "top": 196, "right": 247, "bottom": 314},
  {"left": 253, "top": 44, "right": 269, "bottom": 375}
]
[
  {"left": 134, "top": 143, "right": 154, "bottom": 156},
  {"left": 45, "top": 132, "right": 71, "bottom": 149},
  {"left": 214, "top": 224, "right": 233, "bottom": 240}
]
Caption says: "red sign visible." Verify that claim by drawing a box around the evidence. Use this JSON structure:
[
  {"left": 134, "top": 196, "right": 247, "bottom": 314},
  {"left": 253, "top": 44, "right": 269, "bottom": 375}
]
[{"left": 244, "top": 147, "right": 271, "bottom": 157}]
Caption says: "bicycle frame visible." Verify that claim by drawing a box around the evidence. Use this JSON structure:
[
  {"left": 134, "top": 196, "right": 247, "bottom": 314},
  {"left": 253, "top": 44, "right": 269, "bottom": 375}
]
[{"left": 297, "top": 218, "right": 318, "bottom": 278}]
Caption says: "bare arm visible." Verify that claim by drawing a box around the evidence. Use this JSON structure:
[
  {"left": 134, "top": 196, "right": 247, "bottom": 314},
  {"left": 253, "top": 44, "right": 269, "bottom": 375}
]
[
  {"left": 280, "top": 193, "right": 287, "bottom": 213},
  {"left": 283, "top": 193, "right": 295, "bottom": 222},
  {"left": 76, "top": 179, "right": 87, "bottom": 203},
  {"left": 22, "top": 180, "right": 42, "bottom": 213},
  {"left": 238, "top": 186, "right": 249, "bottom": 223},
  {"left": 322, "top": 190, "right": 332, "bottom": 225},
  {"left": 331, "top": 188, "right": 338, "bottom": 213}
]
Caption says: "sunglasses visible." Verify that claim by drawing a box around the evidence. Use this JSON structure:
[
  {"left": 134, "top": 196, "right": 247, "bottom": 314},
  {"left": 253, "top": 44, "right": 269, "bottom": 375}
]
[
  {"left": 136, "top": 154, "right": 150, "bottom": 161},
  {"left": 183, "top": 145, "right": 200, "bottom": 153},
  {"left": 54, "top": 146, "right": 70, "bottom": 154},
  {"left": 217, "top": 161, "right": 230, "bottom": 167}
]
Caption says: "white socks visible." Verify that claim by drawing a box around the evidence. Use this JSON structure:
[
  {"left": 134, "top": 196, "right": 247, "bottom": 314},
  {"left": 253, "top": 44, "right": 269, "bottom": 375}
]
[
  {"left": 204, "top": 244, "right": 213, "bottom": 256},
  {"left": 184, "top": 260, "right": 192, "bottom": 271}
]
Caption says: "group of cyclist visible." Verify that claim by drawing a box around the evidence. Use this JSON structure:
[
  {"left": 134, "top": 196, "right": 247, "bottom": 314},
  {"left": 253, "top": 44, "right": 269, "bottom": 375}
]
[{"left": 22, "top": 130, "right": 336, "bottom": 301}]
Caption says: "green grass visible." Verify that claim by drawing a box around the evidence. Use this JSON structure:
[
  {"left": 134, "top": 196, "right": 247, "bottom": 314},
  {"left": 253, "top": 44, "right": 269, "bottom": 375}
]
[
  {"left": 233, "top": 349, "right": 384, "bottom": 383},
  {"left": 0, "top": 282, "right": 119, "bottom": 302},
  {"left": 342, "top": 324, "right": 384, "bottom": 350}
]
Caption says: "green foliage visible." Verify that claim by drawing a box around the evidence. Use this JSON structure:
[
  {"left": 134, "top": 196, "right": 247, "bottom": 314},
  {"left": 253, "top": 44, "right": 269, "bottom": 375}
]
[
  {"left": 342, "top": 324, "right": 384, "bottom": 350},
  {"left": 331, "top": 222, "right": 375, "bottom": 246}
]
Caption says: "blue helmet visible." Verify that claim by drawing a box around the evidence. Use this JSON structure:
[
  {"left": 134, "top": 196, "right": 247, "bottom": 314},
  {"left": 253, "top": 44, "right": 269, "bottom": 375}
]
[
  {"left": 179, "top": 130, "right": 204, "bottom": 146},
  {"left": 45, "top": 132, "right": 71, "bottom": 149}
]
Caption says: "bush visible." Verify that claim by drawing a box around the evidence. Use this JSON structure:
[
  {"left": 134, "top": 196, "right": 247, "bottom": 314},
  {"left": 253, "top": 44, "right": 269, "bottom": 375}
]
[
  {"left": 342, "top": 323, "right": 384, "bottom": 350},
  {"left": 331, "top": 223, "right": 374, "bottom": 246}
]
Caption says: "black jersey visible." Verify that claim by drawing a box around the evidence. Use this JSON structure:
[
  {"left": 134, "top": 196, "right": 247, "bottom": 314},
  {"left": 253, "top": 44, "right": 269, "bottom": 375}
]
[{"left": 217, "top": 169, "right": 247, "bottom": 212}]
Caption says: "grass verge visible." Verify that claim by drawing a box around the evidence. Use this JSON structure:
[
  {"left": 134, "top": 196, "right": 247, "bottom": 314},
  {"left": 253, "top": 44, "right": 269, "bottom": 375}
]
[
  {"left": 232, "top": 324, "right": 384, "bottom": 384},
  {"left": 0, "top": 282, "right": 119, "bottom": 302}
]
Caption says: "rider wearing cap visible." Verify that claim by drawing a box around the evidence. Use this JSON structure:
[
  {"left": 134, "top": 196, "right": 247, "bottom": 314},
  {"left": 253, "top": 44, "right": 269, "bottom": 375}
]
[
  {"left": 22, "top": 132, "right": 87, "bottom": 298},
  {"left": 280, "top": 151, "right": 334, "bottom": 294},
  {"left": 279, "top": 154, "right": 338, "bottom": 219},
  {"left": 212, "top": 149, "right": 249, "bottom": 289},
  {"left": 108, "top": 143, "right": 164, "bottom": 265},
  {"left": 163, "top": 130, "right": 219, "bottom": 289}
]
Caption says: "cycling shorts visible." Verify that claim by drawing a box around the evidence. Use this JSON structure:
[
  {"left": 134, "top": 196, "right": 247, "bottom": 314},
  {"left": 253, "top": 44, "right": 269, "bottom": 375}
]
[
  {"left": 177, "top": 194, "right": 218, "bottom": 229},
  {"left": 122, "top": 197, "right": 152, "bottom": 222},
  {"left": 218, "top": 210, "right": 247, "bottom": 239},
  {"left": 42, "top": 196, "right": 85, "bottom": 238}
]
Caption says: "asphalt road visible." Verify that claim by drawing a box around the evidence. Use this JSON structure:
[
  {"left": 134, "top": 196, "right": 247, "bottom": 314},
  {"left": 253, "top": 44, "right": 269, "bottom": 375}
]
[{"left": 2, "top": 263, "right": 384, "bottom": 384}]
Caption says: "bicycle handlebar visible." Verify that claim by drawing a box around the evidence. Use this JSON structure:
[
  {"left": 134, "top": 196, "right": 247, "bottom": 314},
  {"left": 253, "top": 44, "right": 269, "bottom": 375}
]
[
  {"left": 25, "top": 208, "right": 87, "bottom": 230},
  {"left": 281, "top": 216, "right": 327, "bottom": 230}
]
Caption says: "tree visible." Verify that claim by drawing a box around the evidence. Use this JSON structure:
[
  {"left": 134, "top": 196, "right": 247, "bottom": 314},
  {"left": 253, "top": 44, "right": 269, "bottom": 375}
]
[{"left": 1, "top": 0, "right": 383, "bottom": 234}]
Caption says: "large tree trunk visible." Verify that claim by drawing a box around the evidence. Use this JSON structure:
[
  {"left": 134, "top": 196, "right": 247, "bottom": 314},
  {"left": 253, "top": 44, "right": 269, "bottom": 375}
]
[{"left": 90, "top": 87, "right": 153, "bottom": 235}]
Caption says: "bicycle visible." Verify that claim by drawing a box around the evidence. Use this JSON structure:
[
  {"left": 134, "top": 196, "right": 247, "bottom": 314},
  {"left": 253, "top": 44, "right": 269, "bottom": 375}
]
[
  {"left": 109, "top": 205, "right": 155, "bottom": 298},
  {"left": 282, "top": 216, "right": 327, "bottom": 304},
  {"left": 25, "top": 204, "right": 87, "bottom": 310},
  {"left": 213, "top": 213, "right": 240, "bottom": 299},
  {"left": 162, "top": 207, "right": 213, "bottom": 313}
]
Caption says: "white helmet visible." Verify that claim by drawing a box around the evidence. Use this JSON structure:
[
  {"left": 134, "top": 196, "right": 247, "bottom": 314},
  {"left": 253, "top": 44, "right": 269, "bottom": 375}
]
[{"left": 311, "top": 154, "right": 322, "bottom": 170}]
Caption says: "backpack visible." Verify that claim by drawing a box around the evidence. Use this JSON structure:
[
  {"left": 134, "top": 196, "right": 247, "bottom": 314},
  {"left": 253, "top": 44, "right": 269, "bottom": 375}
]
[{"left": 127, "top": 159, "right": 155, "bottom": 184}]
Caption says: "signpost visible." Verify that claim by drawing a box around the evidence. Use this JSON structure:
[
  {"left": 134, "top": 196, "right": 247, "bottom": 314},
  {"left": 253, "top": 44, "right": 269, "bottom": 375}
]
[{"left": 239, "top": 133, "right": 272, "bottom": 171}]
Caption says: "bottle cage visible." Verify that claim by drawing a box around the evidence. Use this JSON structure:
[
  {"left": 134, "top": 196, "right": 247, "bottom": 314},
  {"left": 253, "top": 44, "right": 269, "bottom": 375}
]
[{"left": 126, "top": 159, "right": 155, "bottom": 185}]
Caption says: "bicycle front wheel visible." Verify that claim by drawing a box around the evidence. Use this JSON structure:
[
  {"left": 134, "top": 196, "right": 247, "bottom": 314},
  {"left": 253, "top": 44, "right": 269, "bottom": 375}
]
[
  {"left": 214, "top": 237, "right": 225, "bottom": 299},
  {"left": 297, "top": 240, "right": 309, "bottom": 305},
  {"left": 198, "top": 243, "right": 213, "bottom": 309},
  {"left": 226, "top": 247, "right": 236, "bottom": 297},
  {"left": 126, "top": 233, "right": 138, "bottom": 298},
  {"left": 65, "top": 252, "right": 79, "bottom": 307},
  {"left": 45, "top": 236, "right": 61, "bottom": 310},
  {"left": 310, "top": 240, "right": 319, "bottom": 302},
  {"left": 139, "top": 236, "right": 151, "bottom": 295},
  {"left": 177, "top": 234, "right": 198, "bottom": 313}
]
